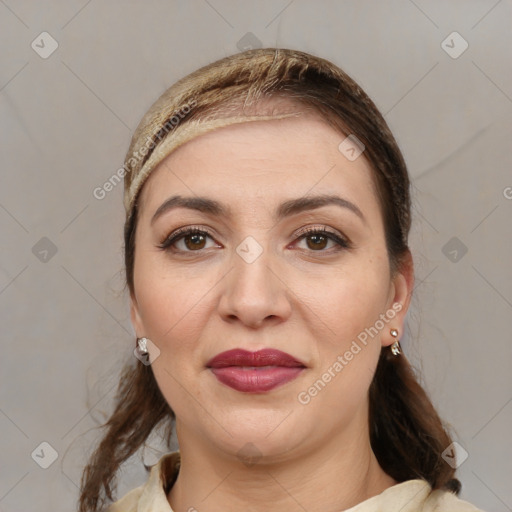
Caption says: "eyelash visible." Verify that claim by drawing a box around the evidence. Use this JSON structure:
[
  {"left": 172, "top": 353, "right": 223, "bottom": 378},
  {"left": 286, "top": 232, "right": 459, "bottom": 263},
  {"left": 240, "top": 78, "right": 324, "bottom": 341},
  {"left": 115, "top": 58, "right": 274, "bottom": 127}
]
[{"left": 157, "top": 225, "right": 351, "bottom": 254}]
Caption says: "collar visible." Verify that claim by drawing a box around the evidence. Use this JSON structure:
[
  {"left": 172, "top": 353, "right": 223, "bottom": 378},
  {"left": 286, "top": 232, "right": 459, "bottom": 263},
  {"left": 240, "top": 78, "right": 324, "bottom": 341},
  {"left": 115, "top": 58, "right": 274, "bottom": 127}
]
[{"left": 109, "top": 451, "right": 478, "bottom": 512}]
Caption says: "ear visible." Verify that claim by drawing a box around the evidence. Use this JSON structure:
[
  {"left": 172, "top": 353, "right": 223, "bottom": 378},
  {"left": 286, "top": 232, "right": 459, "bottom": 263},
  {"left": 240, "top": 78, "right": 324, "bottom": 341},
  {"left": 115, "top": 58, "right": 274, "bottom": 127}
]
[
  {"left": 382, "top": 249, "right": 414, "bottom": 348},
  {"left": 130, "top": 291, "right": 145, "bottom": 338}
]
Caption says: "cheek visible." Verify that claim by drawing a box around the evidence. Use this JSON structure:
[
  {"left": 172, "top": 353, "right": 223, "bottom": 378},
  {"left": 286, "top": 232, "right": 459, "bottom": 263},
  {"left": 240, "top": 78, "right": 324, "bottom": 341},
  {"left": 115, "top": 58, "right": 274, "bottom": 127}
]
[
  {"left": 133, "top": 262, "right": 224, "bottom": 392},
  {"left": 134, "top": 258, "right": 216, "bottom": 337},
  {"left": 293, "top": 260, "right": 390, "bottom": 343},
  {"left": 294, "top": 260, "right": 389, "bottom": 404},
  {"left": 134, "top": 267, "right": 213, "bottom": 410},
  {"left": 297, "top": 269, "right": 384, "bottom": 417},
  {"left": 302, "top": 349, "right": 379, "bottom": 429}
]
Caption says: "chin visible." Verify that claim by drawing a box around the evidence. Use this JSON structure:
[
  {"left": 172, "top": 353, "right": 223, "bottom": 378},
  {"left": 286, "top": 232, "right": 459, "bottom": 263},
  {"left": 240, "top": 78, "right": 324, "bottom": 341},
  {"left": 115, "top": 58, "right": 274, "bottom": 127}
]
[
  {"left": 207, "top": 412, "right": 307, "bottom": 457},
  {"left": 215, "top": 435, "right": 301, "bottom": 467}
]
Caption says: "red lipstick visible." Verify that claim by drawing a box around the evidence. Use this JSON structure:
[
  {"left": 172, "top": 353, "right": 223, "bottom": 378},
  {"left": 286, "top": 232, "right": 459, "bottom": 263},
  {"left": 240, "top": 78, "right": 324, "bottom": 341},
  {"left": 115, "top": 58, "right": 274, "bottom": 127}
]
[{"left": 206, "top": 349, "right": 306, "bottom": 392}]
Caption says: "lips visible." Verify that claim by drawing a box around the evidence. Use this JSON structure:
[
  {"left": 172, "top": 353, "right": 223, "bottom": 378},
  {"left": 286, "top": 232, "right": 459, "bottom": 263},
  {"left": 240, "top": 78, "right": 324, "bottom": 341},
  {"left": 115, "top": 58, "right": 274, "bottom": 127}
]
[
  {"left": 206, "top": 349, "right": 306, "bottom": 393},
  {"left": 206, "top": 348, "right": 305, "bottom": 369}
]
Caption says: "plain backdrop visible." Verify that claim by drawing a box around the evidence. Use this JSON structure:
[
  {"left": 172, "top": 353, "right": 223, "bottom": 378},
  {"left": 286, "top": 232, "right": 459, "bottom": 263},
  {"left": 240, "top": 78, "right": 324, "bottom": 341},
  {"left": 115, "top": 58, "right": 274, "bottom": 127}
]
[{"left": 1, "top": 1, "right": 511, "bottom": 511}]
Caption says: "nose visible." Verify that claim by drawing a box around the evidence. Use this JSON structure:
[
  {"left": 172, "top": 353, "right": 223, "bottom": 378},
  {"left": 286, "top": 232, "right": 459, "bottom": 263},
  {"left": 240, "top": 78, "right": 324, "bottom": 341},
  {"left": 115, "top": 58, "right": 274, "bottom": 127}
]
[{"left": 217, "top": 245, "right": 292, "bottom": 329}]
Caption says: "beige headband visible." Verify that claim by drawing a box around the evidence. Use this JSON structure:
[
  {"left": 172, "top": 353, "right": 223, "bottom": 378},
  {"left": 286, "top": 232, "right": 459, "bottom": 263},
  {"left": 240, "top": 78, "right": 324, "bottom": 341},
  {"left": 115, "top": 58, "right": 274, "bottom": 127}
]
[{"left": 123, "top": 111, "right": 303, "bottom": 217}]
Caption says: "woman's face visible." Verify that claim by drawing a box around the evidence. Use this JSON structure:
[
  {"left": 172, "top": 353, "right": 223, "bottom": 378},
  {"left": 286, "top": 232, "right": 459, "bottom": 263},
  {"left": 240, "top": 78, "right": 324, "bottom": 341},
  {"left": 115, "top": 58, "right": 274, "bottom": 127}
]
[{"left": 130, "top": 112, "right": 413, "bottom": 462}]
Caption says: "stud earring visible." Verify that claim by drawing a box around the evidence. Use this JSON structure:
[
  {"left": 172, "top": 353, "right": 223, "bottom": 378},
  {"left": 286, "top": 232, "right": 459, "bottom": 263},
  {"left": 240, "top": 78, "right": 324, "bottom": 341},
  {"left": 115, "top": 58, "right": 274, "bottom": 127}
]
[
  {"left": 137, "top": 337, "right": 149, "bottom": 355},
  {"left": 390, "top": 329, "right": 402, "bottom": 356}
]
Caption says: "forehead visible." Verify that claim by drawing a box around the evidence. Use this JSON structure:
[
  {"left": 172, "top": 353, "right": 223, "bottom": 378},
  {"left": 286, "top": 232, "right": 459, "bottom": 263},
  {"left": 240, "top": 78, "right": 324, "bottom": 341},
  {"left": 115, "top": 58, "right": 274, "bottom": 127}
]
[{"left": 138, "top": 114, "right": 379, "bottom": 220}]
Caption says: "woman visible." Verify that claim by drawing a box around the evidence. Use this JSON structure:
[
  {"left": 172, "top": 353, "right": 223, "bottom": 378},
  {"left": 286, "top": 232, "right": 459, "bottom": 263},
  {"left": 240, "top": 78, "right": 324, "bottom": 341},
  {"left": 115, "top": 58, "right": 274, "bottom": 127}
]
[{"left": 79, "top": 48, "right": 484, "bottom": 511}]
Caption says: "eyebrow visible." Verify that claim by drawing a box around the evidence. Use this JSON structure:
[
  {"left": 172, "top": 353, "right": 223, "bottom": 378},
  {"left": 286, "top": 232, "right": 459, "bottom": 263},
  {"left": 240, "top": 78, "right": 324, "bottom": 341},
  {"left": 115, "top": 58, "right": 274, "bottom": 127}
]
[{"left": 150, "top": 194, "right": 366, "bottom": 226}]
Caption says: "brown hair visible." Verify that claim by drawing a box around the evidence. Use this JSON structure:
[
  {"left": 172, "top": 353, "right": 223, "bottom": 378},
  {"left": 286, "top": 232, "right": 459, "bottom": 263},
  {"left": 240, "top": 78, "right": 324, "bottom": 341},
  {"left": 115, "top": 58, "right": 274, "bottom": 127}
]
[{"left": 79, "top": 48, "right": 460, "bottom": 512}]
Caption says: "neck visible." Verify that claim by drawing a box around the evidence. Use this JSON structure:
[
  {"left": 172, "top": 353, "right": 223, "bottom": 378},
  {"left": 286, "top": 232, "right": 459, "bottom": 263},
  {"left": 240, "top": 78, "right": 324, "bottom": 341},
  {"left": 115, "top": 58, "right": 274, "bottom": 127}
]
[{"left": 168, "top": 421, "right": 396, "bottom": 512}]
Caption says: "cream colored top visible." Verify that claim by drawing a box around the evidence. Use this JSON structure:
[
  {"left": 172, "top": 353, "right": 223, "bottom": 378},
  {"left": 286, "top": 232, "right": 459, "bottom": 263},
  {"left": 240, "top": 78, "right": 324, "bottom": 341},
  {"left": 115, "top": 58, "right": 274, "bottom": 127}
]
[{"left": 108, "top": 451, "right": 484, "bottom": 512}]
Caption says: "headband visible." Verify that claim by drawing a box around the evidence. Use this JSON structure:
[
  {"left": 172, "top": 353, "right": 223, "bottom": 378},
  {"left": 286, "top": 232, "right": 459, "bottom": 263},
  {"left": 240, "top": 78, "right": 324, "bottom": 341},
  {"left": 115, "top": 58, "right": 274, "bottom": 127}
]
[{"left": 123, "top": 111, "right": 302, "bottom": 217}]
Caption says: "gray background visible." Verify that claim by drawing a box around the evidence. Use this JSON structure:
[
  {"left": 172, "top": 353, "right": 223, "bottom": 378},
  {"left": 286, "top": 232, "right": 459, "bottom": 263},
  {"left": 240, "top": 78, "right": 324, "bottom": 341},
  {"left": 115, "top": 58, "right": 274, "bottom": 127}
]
[{"left": 1, "top": 1, "right": 511, "bottom": 511}]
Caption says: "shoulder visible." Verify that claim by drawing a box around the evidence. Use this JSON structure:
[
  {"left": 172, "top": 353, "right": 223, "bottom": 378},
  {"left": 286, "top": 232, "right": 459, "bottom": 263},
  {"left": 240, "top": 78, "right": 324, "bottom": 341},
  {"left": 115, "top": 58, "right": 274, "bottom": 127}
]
[
  {"left": 107, "top": 485, "right": 144, "bottom": 512},
  {"left": 423, "top": 487, "right": 485, "bottom": 512},
  {"left": 106, "top": 451, "right": 181, "bottom": 512},
  {"left": 345, "top": 479, "right": 485, "bottom": 512}
]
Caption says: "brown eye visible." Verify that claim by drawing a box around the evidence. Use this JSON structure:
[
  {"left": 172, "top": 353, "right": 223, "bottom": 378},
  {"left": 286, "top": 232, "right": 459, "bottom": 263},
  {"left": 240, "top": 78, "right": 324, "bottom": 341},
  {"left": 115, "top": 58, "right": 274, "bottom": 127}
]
[
  {"left": 305, "top": 233, "right": 329, "bottom": 250},
  {"left": 295, "top": 227, "right": 350, "bottom": 253},
  {"left": 158, "top": 227, "right": 218, "bottom": 252},
  {"left": 183, "top": 233, "right": 207, "bottom": 250}
]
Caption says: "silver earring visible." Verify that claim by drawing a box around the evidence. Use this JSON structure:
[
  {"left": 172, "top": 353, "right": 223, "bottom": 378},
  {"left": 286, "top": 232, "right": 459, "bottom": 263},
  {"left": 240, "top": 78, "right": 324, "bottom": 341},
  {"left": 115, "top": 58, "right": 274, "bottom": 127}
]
[
  {"left": 390, "top": 329, "right": 402, "bottom": 356},
  {"left": 137, "top": 337, "right": 149, "bottom": 354}
]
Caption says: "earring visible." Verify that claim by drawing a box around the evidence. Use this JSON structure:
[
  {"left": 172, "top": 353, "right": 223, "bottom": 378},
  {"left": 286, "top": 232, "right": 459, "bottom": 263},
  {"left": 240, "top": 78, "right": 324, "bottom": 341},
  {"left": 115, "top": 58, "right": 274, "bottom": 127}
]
[
  {"left": 390, "top": 329, "right": 402, "bottom": 356},
  {"left": 137, "top": 337, "right": 149, "bottom": 355}
]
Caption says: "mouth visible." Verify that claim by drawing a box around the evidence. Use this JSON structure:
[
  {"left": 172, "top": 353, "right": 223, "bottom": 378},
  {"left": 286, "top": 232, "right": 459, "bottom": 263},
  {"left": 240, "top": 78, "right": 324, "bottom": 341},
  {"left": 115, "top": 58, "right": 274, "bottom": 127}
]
[
  {"left": 206, "top": 348, "right": 306, "bottom": 393},
  {"left": 206, "top": 348, "right": 306, "bottom": 368}
]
